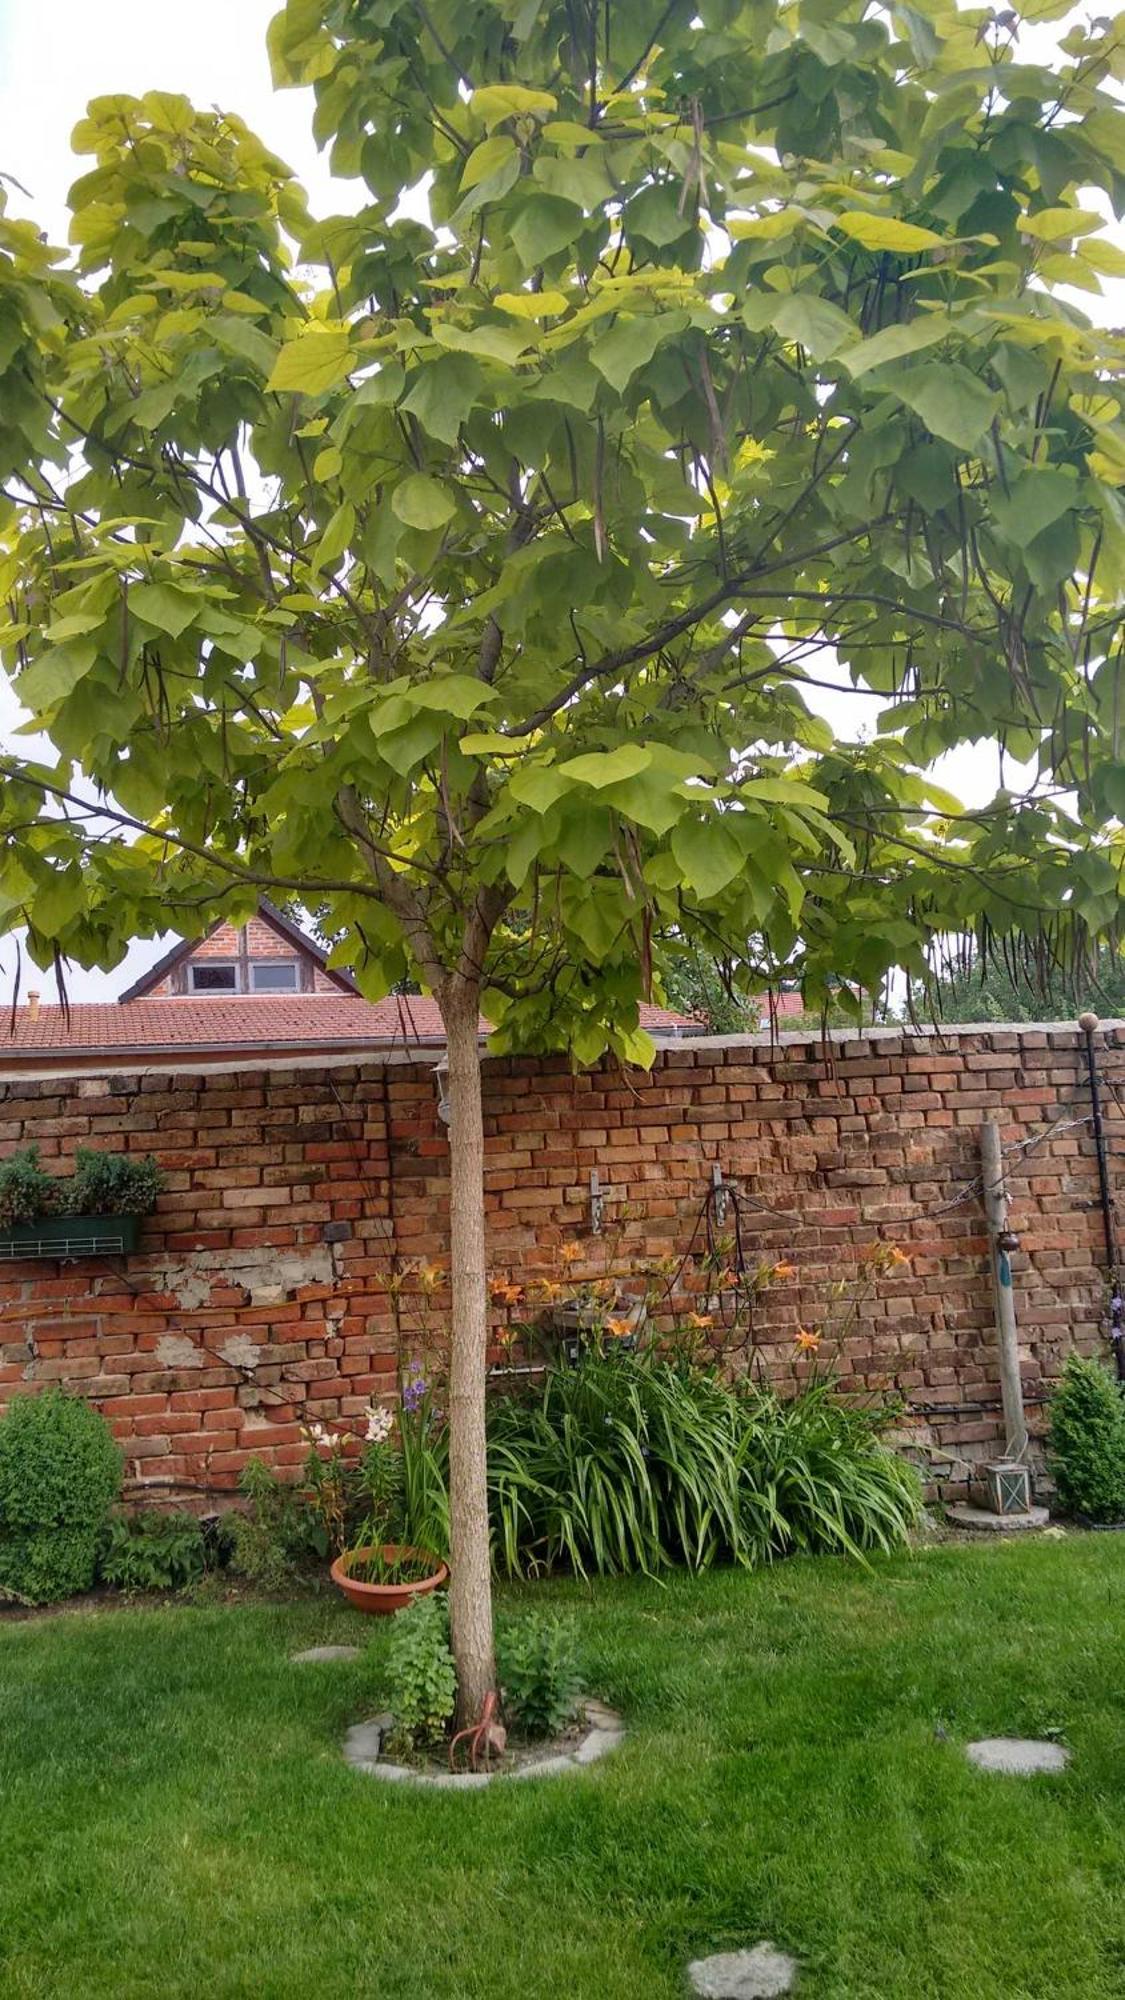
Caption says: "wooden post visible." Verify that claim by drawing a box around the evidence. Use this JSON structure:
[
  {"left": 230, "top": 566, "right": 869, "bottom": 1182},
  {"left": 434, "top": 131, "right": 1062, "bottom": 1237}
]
[{"left": 980, "top": 1120, "right": 1028, "bottom": 1459}]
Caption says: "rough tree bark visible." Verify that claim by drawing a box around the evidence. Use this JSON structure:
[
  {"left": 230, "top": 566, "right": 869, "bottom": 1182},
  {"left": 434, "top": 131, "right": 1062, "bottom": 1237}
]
[{"left": 441, "top": 976, "right": 497, "bottom": 1727}]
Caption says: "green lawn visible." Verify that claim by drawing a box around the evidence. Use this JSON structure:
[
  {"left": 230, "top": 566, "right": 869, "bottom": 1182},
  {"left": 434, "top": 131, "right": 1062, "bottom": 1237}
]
[{"left": 2, "top": 1537, "right": 1123, "bottom": 2000}]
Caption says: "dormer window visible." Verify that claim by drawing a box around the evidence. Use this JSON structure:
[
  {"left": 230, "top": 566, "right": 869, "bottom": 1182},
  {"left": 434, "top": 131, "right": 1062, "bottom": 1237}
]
[
  {"left": 188, "top": 963, "right": 238, "bottom": 994},
  {"left": 249, "top": 962, "right": 299, "bottom": 993}
]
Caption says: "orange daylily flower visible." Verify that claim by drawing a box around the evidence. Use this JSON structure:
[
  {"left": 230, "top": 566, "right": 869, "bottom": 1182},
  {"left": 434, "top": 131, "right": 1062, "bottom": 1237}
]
[
  {"left": 559, "top": 1240, "right": 583, "bottom": 1263},
  {"left": 888, "top": 1246, "right": 910, "bottom": 1267},
  {"left": 772, "top": 1261, "right": 796, "bottom": 1280},
  {"left": 687, "top": 1311, "right": 714, "bottom": 1329},
  {"left": 794, "top": 1327, "right": 821, "bottom": 1353},
  {"left": 489, "top": 1278, "right": 524, "bottom": 1306},
  {"left": 605, "top": 1316, "right": 633, "bottom": 1339}
]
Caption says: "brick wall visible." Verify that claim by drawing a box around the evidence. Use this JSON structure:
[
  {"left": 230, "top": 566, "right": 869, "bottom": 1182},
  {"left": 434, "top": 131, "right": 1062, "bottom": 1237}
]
[{"left": 1, "top": 1024, "right": 1120, "bottom": 1503}]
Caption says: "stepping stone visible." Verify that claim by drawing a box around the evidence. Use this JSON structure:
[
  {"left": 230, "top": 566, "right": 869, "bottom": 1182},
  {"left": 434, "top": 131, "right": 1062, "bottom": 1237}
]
[
  {"left": 290, "top": 1645, "right": 362, "bottom": 1664},
  {"left": 343, "top": 1716, "right": 392, "bottom": 1768},
  {"left": 688, "top": 1943, "right": 798, "bottom": 1998},
  {"left": 965, "top": 1737, "right": 1070, "bottom": 1775}
]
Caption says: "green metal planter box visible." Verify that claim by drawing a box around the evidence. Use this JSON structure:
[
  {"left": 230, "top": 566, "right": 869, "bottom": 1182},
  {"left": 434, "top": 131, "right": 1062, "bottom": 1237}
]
[{"left": 0, "top": 1213, "right": 142, "bottom": 1262}]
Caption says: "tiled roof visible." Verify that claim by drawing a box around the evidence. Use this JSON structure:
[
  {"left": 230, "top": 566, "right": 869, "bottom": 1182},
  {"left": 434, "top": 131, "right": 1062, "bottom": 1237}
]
[{"left": 2, "top": 994, "right": 696, "bottom": 1064}]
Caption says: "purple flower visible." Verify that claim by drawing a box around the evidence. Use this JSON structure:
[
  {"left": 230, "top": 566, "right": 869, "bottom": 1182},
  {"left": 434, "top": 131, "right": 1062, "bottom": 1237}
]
[{"left": 402, "top": 1372, "right": 427, "bottom": 1413}]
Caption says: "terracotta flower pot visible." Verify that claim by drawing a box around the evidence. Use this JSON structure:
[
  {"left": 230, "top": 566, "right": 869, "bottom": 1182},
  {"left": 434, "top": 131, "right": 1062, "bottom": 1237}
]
[{"left": 330, "top": 1543, "right": 449, "bottom": 1616}]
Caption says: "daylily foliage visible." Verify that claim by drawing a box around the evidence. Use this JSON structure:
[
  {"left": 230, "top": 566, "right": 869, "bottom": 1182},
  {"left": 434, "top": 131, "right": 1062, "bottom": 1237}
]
[{"left": 4, "top": 0, "right": 1125, "bottom": 1710}]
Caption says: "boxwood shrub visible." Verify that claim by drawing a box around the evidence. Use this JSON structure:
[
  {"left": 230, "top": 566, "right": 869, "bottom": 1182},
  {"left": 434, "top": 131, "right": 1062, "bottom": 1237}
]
[
  {"left": 1048, "top": 1352, "right": 1125, "bottom": 1523},
  {"left": 0, "top": 1389, "right": 122, "bottom": 1603}
]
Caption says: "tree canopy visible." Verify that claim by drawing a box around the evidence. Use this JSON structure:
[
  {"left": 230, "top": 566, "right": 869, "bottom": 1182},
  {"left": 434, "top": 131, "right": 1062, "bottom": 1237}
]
[{"left": 3, "top": 1, "right": 1125, "bottom": 1038}]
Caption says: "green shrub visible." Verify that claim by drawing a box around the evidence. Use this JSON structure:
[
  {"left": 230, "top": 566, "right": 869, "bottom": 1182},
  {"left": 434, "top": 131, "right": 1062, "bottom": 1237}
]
[
  {"left": 0, "top": 1146, "right": 61, "bottom": 1229},
  {"left": 740, "top": 1379, "right": 923, "bottom": 1560},
  {"left": 100, "top": 1509, "right": 207, "bottom": 1592},
  {"left": 487, "top": 1350, "right": 921, "bottom": 1578},
  {"left": 66, "top": 1149, "right": 164, "bottom": 1217},
  {"left": 0, "top": 1389, "right": 122, "bottom": 1603},
  {"left": 499, "top": 1612, "right": 583, "bottom": 1739},
  {"left": 227, "top": 1457, "right": 322, "bottom": 1589},
  {"left": 384, "top": 1591, "right": 457, "bottom": 1751},
  {"left": 1048, "top": 1353, "right": 1125, "bottom": 1523}
]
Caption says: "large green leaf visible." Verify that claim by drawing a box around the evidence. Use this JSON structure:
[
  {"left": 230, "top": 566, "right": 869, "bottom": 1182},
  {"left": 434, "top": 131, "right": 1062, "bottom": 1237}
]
[
  {"left": 880, "top": 362, "right": 1001, "bottom": 450},
  {"left": 471, "top": 84, "right": 557, "bottom": 128},
  {"left": 590, "top": 314, "right": 687, "bottom": 392},
  {"left": 400, "top": 353, "right": 484, "bottom": 445},
  {"left": 560, "top": 746, "right": 654, "bottom": 788},
  {"left": 671, "top": 818, "right": 747, "bottom": 901},
  {"left": 509, "top": 195, "right": 587, "bottom": 270},
  {"left": 766, "top": 293, "right": 857, "bottom": 362},
  {"left": 991, "top": 467, "right": 1080, "bottom": 549},
  {"left": 391, "top": 475, "right": 457, "bottom": 530},
  {"left": 844, "top": 315, "right": 952, "bottom": 378},
  {"left": 409, "top": 676, "right": 497, "bottom": 718},
  {"left": 17, "top": 639, "right": 99, "bottom": 710},
  {"left": 266, "top": 327, "right": 353, "bottom": 396},
  {"left": 836, "top": 212, "right": 944, "bottom": 252},
  {"left": 129, "top": 583, "right": 201, "bottom": 638},
  {"left": 431, "top": 320, "right": 531, "bottom": 368},
  {"left": 210, "top": 312, "right": 278, "bottom": 375},
  {"left": 310, "top": 500, "right": 355, "bottom": 574}
]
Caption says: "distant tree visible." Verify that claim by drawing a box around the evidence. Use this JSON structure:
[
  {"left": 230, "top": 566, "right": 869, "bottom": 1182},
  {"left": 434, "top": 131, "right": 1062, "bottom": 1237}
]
[
  {"left": 918, "top": 947, "right": 1125, "bottom": 1024},
  {"left": 659, "top": 949, "right": 761, "bottom": 1034}
]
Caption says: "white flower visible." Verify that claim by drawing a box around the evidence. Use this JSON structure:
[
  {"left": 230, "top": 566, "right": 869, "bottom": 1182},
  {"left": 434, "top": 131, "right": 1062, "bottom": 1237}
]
[
  {"left": 364, "top": 1403, "right": 393, "bottom": 1444},
  {"left": 307, "top": 1421, "right": 332, "bottom": 1447}
]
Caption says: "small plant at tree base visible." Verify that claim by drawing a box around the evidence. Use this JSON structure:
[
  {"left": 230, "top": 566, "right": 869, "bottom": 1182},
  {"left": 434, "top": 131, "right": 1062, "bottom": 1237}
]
[
  {"left": 66, "top": 1149, "right": 164, "bottom": 1217},
  {"left": 499, "top": 1613, "right": 584, "bottom": 1741},
  {"left": 100, "top": 1509, "right": 207, "bottom": 1592},
  {"left": 383, "top": 1592, "right": 457, "bottom": 1754},
  {"left": 227, "top": 1457, "right": 322, "bottom": 1590},
  {"left": 1048, "top": 1353, "right": 1125, "bottom": 1524},
  {"left": 0, "top": 1388, "right": 122, "bottom": 1603},
  {"left": 0, "top": 1146, "right": 61, "bottom": 1230}
]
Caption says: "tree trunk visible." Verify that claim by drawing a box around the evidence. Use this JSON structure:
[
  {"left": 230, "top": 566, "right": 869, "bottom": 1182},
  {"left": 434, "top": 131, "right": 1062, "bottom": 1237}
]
[{"left": 442, "top": 979, "right": 497, "bottom": 1728}]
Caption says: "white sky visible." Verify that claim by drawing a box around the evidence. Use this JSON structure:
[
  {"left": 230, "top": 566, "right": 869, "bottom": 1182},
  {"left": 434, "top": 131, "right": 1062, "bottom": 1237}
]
[{"left": 0, "top": 2, "right": 1115, "bottom": 999}]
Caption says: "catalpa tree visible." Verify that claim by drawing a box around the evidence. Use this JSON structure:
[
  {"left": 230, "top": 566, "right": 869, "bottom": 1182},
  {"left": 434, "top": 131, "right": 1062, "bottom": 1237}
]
[{"left": 3, "top": 0, "right": 1125, "bottom": 1718}]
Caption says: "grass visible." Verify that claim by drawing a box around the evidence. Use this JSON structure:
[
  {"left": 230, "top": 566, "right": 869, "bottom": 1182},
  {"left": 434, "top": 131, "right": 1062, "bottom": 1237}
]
[{"left": 2, "top": 1536, "right": 1124, "bottom": 1999}]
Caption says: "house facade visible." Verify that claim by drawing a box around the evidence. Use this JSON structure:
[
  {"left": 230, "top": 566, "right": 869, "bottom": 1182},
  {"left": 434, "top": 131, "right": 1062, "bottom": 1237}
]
[{"left": 119, "top": 901, "right": 356, "bottom": 1001}]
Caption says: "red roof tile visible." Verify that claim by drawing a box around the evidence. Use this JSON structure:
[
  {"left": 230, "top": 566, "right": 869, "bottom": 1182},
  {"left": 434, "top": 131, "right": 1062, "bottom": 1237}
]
[{"left": 1, "top": 994, "right": 696, "bottom": 1066}]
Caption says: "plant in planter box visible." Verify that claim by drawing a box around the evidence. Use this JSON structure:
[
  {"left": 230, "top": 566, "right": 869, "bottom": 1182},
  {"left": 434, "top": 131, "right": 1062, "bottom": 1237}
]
[
  {"left": 0, "top": 1388, "right": 122, "bottom": 1603},
  {"left": 0, "top": 1146, "right": 62, "bottom": 1229},
  {"left": 66, "top": 1149, "right": 164, "bottom": 1217},
  {"left": 0, "top": 1146, "right": 163, "bottom": 1261}
]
